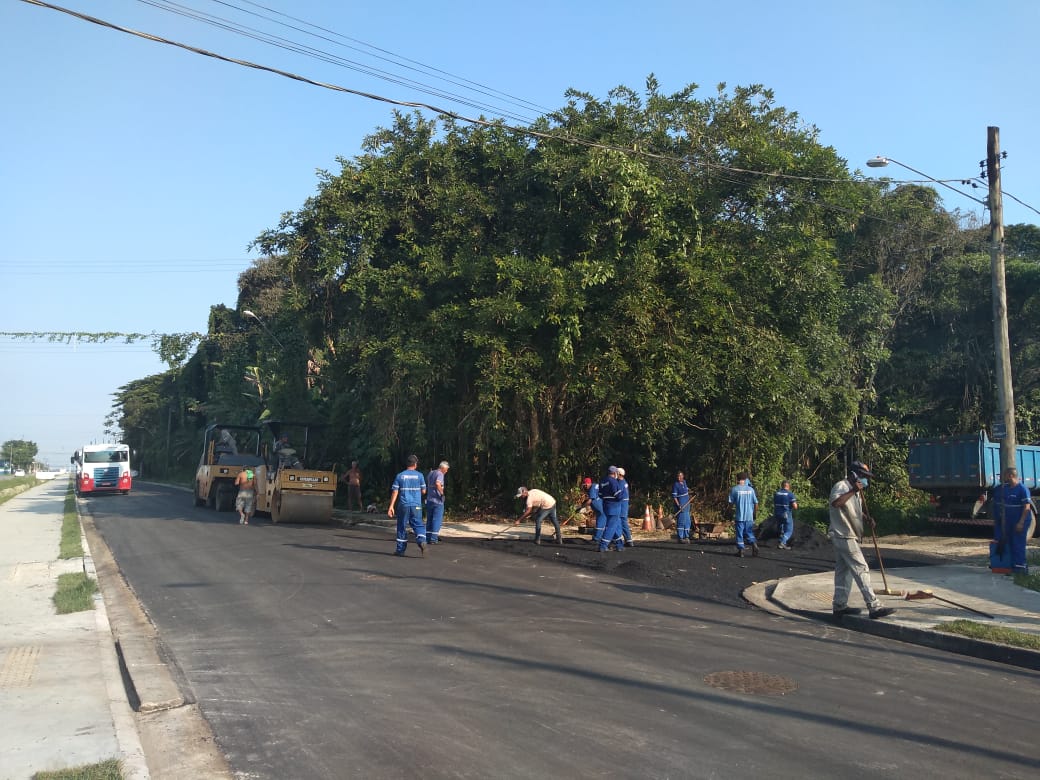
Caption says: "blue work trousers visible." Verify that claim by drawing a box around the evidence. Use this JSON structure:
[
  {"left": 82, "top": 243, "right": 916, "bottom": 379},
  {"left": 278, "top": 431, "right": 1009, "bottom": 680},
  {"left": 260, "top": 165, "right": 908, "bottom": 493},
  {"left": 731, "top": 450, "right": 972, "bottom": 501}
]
[
  {"left": 395, "top": 505, "right": 426, "bottom": 553},
  {"left": 590, "top": 500, "right": 607, "bottom": 543},
  {"left": 676, "top": 507, "right": 691, "bottom": 540},
  {"left": 598, "top": 513, "right": 626, "bottom": 551},
  {"left": 735, "top": 519, "right": 757, "bottom": 550},
  {"left": 777, "top": 511, "right": 793, "bottom": 546},
  {"left": 994, "top": 516, "right": 1030, "bottom": 574},
  {"left": 618, "top": 502, "right": 632, "bottom": 543},
  {"left": 426, "top": 503, "right": 445, "bottom": 542}
]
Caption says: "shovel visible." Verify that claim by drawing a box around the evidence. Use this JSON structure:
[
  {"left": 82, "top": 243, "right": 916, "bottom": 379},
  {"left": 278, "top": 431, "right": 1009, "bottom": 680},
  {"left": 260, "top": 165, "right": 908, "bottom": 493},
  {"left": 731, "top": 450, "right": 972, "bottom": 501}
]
[{"left": 905, "top": 590, "right": 994, "bottom": 619}]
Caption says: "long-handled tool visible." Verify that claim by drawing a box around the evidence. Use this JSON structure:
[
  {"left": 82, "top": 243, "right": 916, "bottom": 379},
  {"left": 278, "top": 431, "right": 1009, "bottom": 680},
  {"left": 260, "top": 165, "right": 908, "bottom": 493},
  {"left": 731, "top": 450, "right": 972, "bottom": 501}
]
[
  {"left": 905, "top": 590, "right": 994, "bottom": 619},
  {"left": 862, "top": 493, "right": 904, "bottom": 596}
]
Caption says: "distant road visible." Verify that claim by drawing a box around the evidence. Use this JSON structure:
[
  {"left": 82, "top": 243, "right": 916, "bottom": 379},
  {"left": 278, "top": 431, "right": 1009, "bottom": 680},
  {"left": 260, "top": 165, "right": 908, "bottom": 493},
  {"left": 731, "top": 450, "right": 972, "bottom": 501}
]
[{"left": 85, "top": 484, "right": 1040, "bottom": 779}]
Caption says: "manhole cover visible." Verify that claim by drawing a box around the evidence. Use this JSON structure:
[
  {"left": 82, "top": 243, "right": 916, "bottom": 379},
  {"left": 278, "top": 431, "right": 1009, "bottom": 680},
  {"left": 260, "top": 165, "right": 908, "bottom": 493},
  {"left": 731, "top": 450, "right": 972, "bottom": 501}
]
[{"left": 703, "top": 670, "right": 797, "bottom": 696}]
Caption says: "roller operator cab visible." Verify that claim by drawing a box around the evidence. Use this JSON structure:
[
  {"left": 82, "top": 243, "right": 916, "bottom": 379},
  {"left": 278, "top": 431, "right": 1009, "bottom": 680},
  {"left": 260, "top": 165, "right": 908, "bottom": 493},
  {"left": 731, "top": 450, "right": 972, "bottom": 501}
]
[
  {"left": 194, "top": 424, "right": 264, "bottom": 512},
  {"left": 253, "top": 420, "right": 337, "bottom": 524}
]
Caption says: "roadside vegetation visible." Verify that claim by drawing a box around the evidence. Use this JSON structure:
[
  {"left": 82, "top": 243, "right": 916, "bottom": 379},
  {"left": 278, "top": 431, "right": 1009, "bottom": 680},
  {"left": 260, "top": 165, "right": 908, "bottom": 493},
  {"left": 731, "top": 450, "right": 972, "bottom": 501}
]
[
  {"left": 0, "top": 474, "right": 38, "bottom": 505},
  {"left": 53, "top": 571, "right": 98, "bottom": 614},
  {"left": 59, "top": 483, "right": 83, "bottom": 559},
  {"left": 55, "top": 482, "right": 98, "bottom": 614},
  {"left": 934, "top": 618, "right": 1040, "bottom": 652},
  {"left": 33, "top": 758, "right": 122, "bottom": 780},
  {"left": 94, "top": 79, "right": 1040, "bottom": 522},
  {"left": 1012, "top": 550, "right": 1040, "bottom": 593}
]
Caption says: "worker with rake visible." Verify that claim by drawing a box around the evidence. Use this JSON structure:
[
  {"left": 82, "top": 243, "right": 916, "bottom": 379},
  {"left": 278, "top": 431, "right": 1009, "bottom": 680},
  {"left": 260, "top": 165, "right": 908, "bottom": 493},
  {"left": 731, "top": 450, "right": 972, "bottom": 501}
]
[{"left": 828, "top": 461, "right": 895, "bottom": 619}]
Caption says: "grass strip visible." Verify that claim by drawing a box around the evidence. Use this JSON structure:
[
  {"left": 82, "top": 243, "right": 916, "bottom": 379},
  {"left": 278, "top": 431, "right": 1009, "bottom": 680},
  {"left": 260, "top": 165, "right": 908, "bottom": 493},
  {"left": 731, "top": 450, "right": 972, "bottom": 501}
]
[
  {"left": 33, "top": 758, "right": 123, "bottom": 779},
  {"left": 53, "top": 571, "right": 98, "bottom": 614},
  {"left": 933, "top": 618, "right": 1040, "bottom": 651},
  {"left": 59, "top": 482, "right": 83, "bottom": 559}
]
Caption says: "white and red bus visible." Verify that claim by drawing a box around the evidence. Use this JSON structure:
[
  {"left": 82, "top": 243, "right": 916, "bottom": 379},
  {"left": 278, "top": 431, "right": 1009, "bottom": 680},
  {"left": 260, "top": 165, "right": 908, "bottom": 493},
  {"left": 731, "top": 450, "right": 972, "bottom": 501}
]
[{"left": 73, "top": 443, "right": 132, "bottom": 496}]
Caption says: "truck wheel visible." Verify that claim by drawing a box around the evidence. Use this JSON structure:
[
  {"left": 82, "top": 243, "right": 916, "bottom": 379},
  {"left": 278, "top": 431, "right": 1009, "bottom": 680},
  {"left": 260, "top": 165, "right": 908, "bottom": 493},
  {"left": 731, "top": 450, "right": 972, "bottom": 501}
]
[{"left": 194, "top": 483, "right": 206, "bottom": 506}]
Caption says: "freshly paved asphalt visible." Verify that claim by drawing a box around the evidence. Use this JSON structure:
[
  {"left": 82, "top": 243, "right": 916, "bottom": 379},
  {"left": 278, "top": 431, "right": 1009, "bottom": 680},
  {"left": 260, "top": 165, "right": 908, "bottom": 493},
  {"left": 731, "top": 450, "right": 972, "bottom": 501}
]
[{"left": 2, "top": 480, "right": 1040, "bottom": 777}]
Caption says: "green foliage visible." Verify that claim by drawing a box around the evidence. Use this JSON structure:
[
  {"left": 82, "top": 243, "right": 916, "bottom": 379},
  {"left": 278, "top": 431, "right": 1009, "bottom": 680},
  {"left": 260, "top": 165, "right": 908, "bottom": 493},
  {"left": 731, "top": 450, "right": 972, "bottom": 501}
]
[
  {"left": 53, "top": 571, "right": 97, "bottom": 614},
  {"left": 933, "top": 619, "right": 1040, "bottom": 651},
  {"left": 33, "top": 758, "right": 123, "bottom": 780},
  {"left": 103, "top": 78, "right": 1040, "bottom": 521},
  {"left": 2, "top": 439, "right": 38, "bottom": 470},
  {"left": 59, "top": 483, "right": 82, "bottom": 559}
]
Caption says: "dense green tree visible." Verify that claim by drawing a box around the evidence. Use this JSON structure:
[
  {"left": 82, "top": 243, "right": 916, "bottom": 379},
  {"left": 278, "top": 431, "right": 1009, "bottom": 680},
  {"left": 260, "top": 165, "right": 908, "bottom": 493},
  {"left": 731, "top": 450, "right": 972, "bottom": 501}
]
[{"left": 2, "top": 440, "right": 38, "bottom": 471}]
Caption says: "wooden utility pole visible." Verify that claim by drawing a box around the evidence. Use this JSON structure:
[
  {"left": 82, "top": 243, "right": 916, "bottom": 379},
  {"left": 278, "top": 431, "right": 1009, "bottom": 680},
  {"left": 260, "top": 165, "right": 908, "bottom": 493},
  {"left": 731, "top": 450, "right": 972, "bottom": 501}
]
[{"left": 988, "top": 126, "right": 1016, "bottom": 474}]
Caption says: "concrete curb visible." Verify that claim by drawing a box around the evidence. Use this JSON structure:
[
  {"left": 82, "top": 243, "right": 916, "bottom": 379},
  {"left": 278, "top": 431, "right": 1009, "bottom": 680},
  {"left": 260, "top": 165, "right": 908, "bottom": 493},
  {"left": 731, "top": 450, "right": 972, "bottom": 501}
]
[
  {"left": 743, "top": 579, "right": 1040, "bottom": 672},
  {"left": 79, "top": 494, "right": 233, "bottom": 778},
  {"left": 79, "top": 526, "right": 150, "bottom": 779}
]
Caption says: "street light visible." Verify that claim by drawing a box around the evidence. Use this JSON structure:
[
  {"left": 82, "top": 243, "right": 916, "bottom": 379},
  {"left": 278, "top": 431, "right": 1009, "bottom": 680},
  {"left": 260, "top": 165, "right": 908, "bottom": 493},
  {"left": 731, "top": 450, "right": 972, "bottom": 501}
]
[
  {"left": 865, "top": 156, "right": 987, "bottom": 206},
  {"left": 866, "top": 129, "right": 1015, "bottom": 473},
  {"left": 242, "top": 309, "right": 285, "bottom": 350}
]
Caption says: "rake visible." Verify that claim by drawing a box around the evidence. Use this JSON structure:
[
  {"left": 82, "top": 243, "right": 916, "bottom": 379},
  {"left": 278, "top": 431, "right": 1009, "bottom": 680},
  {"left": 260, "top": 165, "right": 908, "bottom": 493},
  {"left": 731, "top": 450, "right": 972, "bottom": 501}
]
[{"left": 904, "top": 589, "right": 994, "bottom": 619}]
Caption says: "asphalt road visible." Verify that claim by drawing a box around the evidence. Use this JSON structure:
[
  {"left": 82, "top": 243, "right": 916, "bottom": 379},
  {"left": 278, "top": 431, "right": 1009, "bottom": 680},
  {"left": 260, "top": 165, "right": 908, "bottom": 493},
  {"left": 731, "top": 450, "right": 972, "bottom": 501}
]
[{"left": 86, "top": 484, "right": 1040, "bottom": 779}]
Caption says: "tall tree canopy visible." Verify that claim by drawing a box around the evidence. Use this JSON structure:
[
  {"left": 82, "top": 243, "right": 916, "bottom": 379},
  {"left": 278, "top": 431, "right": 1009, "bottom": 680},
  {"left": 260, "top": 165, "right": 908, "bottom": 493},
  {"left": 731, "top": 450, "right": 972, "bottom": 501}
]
[{"left": 107, "top": 79, "right": 1040, "bottom": 515}]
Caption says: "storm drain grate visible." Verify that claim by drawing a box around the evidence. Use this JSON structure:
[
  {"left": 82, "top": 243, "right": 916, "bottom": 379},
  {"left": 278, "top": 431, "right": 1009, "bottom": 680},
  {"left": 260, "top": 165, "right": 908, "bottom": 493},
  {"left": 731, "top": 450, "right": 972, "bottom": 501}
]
[
  {"left": 809, "top": 591, "right": 832, "bottom": 605},
  {"left": 0, "top": 646, "right": 41, "bottom": 688},
  {"left": 704, "top": 670, "right": 797, "bottom": 696}
]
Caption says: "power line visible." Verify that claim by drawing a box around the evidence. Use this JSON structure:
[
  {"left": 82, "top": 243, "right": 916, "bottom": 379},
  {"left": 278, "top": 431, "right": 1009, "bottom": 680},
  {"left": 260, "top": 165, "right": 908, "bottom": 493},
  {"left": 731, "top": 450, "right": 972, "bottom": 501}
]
[
  {"left": 209, "top": 0, "right": 553, "bottom": 116},
  {"left": 17, "top": 0, "right": 877, "bottom": 189},
  {"left": 20, "top": 2, "right": 1035, "bottom": 244},
  {"left": 134, "top": 0, "right": 542, "bottom": 125}
]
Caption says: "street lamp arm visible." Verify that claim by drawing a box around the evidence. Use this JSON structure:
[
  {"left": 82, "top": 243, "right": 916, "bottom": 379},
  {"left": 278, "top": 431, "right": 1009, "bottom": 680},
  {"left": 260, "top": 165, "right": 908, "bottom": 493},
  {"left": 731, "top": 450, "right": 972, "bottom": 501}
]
[
  {"left": 865, "top": 156, "right": 987, "bottom": 206},
  {"left": 241, "top": 309, "right": 285, "bottom": 349}
]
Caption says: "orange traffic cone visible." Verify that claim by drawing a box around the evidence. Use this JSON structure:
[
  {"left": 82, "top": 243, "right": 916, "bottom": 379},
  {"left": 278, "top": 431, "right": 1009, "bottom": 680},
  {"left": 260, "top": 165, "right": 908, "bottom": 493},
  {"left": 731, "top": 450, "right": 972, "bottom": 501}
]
[{"left": 642, "top": 505, "right": 654, "bottom": 532}]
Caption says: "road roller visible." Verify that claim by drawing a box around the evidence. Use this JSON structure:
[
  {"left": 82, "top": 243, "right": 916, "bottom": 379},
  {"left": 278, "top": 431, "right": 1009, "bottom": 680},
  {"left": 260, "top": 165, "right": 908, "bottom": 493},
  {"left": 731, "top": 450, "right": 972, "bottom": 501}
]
[
  {"left": 253, "top": 421, "right": 337, "bottom": 524},
  {"left": 194, "top": 424, "right": 264, "bottom": 512}
]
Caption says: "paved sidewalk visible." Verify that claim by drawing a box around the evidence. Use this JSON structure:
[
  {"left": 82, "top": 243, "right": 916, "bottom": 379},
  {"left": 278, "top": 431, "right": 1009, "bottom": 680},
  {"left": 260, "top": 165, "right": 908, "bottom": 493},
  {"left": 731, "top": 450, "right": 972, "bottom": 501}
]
[
  {"left": 746, "top": 559, "right": 1040, "bottom": 670},
  {"left": 0, "top": 479, "right": 146, "bottom": 780}
]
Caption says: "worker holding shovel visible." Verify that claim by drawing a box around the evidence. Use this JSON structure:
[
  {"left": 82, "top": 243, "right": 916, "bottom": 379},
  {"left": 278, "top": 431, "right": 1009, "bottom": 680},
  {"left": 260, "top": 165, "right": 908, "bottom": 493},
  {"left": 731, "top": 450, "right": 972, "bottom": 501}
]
[
  {"left": 991, "top": 467, "right": 1032, "bottom": 575},
  {"left": 828, "top": 461, "right": 895, "bottom": 619},
  {"left": 672, "top": 470, "right": 693, "bottom": 544}
]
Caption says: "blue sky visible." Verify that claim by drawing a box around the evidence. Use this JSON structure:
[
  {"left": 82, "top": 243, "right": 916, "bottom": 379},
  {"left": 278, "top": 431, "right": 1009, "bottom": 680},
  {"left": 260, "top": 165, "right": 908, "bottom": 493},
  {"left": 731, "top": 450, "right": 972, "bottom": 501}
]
[{"left": 2, "top": 0, "right": 1038, "bottom": 467}]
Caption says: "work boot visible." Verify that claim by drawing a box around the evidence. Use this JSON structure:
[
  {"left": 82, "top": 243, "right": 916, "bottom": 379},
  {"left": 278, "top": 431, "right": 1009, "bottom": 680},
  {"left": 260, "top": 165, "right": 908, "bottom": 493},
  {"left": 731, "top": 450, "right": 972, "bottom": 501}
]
[
  {"left": 556, "top": 535, "right": 564, "bottom": 545},
  {"left": 751, "top": 543, "right": 760, "bottom": 557},
  {"left": 418, "top": 542, "right": 425, "bottom": 557},
  {"left": 534, "top": 537, "right": 541, "bottom": 545},
  {"left": 832, "top": 606, "right": 862, "bottom": 616},
  {"left": 736, "top": 548, "right": 745, "bottom": 558},
  {"left": 869, "top": 607, "right": 896, "bottom": 620}
]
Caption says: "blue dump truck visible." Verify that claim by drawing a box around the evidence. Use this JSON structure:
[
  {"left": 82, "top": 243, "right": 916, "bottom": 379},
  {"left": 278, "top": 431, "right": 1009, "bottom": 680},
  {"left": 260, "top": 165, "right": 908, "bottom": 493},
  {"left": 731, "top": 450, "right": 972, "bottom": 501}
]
[{"left": 908, "top": 430, "right": 1040, "bottom": 535}]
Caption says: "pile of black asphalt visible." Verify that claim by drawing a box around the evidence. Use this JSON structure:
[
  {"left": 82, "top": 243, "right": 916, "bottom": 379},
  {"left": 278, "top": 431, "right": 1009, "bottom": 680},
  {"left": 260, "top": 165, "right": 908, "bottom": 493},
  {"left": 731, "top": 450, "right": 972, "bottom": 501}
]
[{"left": 463, "top": 521, "right": 952, "bottom": 609}]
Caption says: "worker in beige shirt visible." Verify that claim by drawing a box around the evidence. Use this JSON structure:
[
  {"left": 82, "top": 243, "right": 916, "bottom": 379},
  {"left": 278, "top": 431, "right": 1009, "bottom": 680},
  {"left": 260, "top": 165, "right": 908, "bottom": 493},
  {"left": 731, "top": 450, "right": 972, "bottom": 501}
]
[{"left": 513, "top": 487, "right": 562, "bottom": 545}]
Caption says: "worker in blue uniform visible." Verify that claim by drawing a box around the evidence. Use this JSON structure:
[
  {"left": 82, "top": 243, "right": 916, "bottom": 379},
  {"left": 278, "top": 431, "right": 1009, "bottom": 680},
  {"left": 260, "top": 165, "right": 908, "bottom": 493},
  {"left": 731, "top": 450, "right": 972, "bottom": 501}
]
[
  {"left": 388, "top": 454, "right": 427, "bottom": 556},
  {"left": 728, "top": 471, "right": 759, "bottom": 557},
  {"left": 672, "top": 471, "right": 692, "bottom": 544},
  {"left": 773, "top": 480, "right": 798, "bottom": 550},
  {"left": 616, "top": 467, "right": 634, "bottom": 547},
  {"left": 597, "top": 466, "right": 626, "bottom": 552},
  {"left": 992, "top": 467, "right": 1032, "bottom": 575},
  {"left": 584, "top": 477, "right": 607, "bottom": 544}
]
